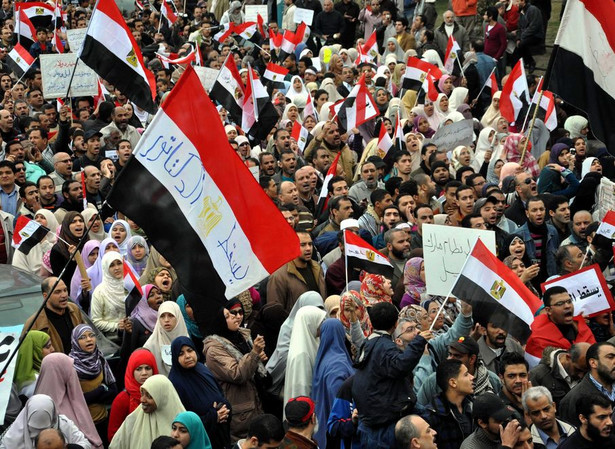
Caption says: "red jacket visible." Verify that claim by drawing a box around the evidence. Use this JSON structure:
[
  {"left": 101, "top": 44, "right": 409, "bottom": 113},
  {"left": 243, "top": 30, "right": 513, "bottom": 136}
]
[
  {"left": 452, "top": 0, "right": 477, "bottom": 17},
  {"left": 526, "top": 314, "right": 596, "bottom": 362}
]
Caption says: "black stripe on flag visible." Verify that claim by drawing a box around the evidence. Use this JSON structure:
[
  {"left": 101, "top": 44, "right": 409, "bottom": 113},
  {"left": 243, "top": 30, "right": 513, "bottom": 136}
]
[
  {"left": 6, "top": 57, "right": 30, "bottom": 79},
  {"left": 80, "top": 36, "right": 155, "bottom": 114},
  {"left": 452, "top": 274, "right": 532, "bottom": 344},
  {"left": 16, "top": 226, "right": 47, "bottom": 255},
  {"left": 347, "top": 253, "right": 394, "bottom": 279},
  {"left": 401, "top": 78, "right": 422, "bottom": 91},
  {"left": 125, "top": 286, "right": 142, "bottom": 317}
]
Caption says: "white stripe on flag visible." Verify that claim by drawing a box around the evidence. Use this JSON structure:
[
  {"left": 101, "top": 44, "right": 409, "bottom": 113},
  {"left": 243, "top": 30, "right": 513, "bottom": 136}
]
[{"left": 345, "top": 241, "right": 392, "bottom": 267}]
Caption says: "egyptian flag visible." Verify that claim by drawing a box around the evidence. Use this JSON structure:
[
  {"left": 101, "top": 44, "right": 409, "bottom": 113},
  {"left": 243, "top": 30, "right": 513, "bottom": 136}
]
[
  {"left": 315, "top": 152, "right": 340, "bottom": 218},
  {"left": 332, "top": 74, "right": 378, "bottom": 132},
  {"left": 16, "top": 9, "right": 36, "bottom": 50},
  {"left": 262, "top": 61, "right": 288, "bottom": 90},
  {"left": 451, "top": 238, "right": 542, "bottom": 344},
  {"left": 6, "top": 43, "right": 34, "bottom": 79},
  {"left": 124, "top": 263, "right": 143, "bottom": 316},
  {"left": 500, "top": 59, "right": 530, "bottom": 124},
  {"left": 160, "top": 1, "right": 178, "bottom": 26},
  {"left": 194, "top": 44, "right": 203, "bottom": 66},
  {"left": 12, "top": 216, "right": 48, "bottom": 255},
  {"left": 52, "top": 27, "right": 64, "bottom": 53},
  {"left": 361, "top": 31, "right": 379, "bottom": 63},
  {"left": 15, "top": 2, "right": 54, "bottom": 28},
  {"left": 94, "top": 78, "right": 109, "bottom": 110},
  {"left": 269, "top": 28, "right": 282, "bottom": 51},
  {"left": 257, "top": 13, "right": 265, "bottom": 39},
  {"left": 530, "top": 88, "right": 557, "bottom": 131},
  {"left": 422, "top": 72, "right": 439, "bottom": 102},
  {"left": 547, "top": 1, "right": 615, "bottom": 149},
  {"left": 291, "top": 120, "right": 309, "bottom": 153},
  {"left": 444, "top": 35, "right": 461, "bottom": 73},
  {"left": 234, "top": 22, "right": 260, "bottom": 43},
  {"left": 156, "top": 49, "right": 196, "bottom": 67},
  {"left": 344, "top": 230, "right": 394, "bottom": 278},
  {"left": 210, "top": 54, "right": 245, "bottom": 124},
  {"left": 394, "top": 113, "right": 404, "bottom": 151},
  {"left": 244, "top": 66, "right": 279, "bottom": 140},
  {"left": 106, "top": 66, "right": 299, "bottom": 330},
  {"left": 402, "top": 57, "right": 443, "bottom": 91},
  {"left": 278, "top": 23, "right": 306, "bottom": 63},
  {"left": 377, "top": 122, "right": 393, "bottom": 159},
  {"left": 485, "top": 69, "right": 498, "bottom": 97},
  {"left": 214, "top": 22, "right": 234, "bottom": 42},
  {"left": 80, "top": 170, "right": 87, "bottom": 210},
  {"left": 303, "top": 91, "right": 317, "bottom": 120},
  {"left": 79, "top": 0, "right": 157, "bottom": 113}
]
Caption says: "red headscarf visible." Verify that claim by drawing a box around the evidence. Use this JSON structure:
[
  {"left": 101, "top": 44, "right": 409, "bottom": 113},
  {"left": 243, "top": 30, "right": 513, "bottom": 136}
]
[{"left": 125, "top": 348, "right": 159, "bottom": 412}]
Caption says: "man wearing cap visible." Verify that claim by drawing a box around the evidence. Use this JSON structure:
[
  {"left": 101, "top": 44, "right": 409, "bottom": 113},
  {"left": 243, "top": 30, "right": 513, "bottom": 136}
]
[
  {"left": 417, "top": 336, "right": 501, "bottom": 407},
  {"left": 279, "top": 396, "right": 318, "bottom": 449},
  {"left": 460, "top": 393, "right": 520, "bottom": 449},
  {"left": 72, "top": 129, "right": 103, "bottom": 171},
  {"left": 521, "top": 386, "right": 575, "bottom": 449}
]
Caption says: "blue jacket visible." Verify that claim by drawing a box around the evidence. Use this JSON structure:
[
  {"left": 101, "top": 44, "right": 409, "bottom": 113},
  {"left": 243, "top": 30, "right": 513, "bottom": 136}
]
[
  {"left": 513, "top": 222, "right": 559, "bottom": 277},
  {"left": 420, "top": 395, "right": 474, "bottom": 449},
  {"left": 352, "top": 331, "right": 427, "bottom": 427}
]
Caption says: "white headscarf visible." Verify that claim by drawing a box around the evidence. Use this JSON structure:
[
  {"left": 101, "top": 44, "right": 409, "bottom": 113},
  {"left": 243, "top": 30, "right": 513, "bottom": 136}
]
[
  {"left": 581, "top": 157, "right": 599, "bottom": 179},
  {"left": 481, "top": 91, "right": 502, "bottom": 127},
  {"left": 93, "top": 251, "right": 127, "bottom": 312},
  {"left": 434, "top": 93, "right": 450, "bottom": 117},
  {"left": 564, "top": 115, "right": 589, "bottom": 139},
  {"left": 107, "top": 219, "right": 132, "bottom": 257},
  {"left": 82, "top": 208, "right": 105, "bottom": 241},
  {"left": 143, "top": 302, "right": 189, "bottom": 376},
  {"left": 474, "top": 127, "right": 497, "bottom": 171},
  {"left": 448, "top": 87, "right": 469, "bottom": 111},
  {"left": 286, "top": 75, "right": 309, "bottom": 103}
]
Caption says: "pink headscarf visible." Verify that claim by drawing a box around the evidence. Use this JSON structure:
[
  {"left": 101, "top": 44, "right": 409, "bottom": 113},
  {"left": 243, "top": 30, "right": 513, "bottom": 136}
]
[{"left": 503, "top": 133, "right": 539, "bottom": 178}]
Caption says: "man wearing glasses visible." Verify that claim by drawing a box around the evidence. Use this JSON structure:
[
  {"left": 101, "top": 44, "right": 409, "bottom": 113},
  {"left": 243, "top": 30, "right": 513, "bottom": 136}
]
[
  {"left": 526, "top": 286, "right": 596, "bottom": 370},
  {"left": 505, "top": 171, "right": 538, "bottom": 226}
]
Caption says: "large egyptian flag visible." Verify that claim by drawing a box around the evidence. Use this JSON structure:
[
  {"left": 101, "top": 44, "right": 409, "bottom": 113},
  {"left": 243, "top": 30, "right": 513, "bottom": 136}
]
[
  {"left": 547, "top": 0, "right": 615, "bottom": 150},
  {"left": 344, "top": 230, "right": 394, "bottom": 278},
  {"left": 79, "top": 0, "right": 157, "bottom": 113},
  {"left": 15, "top": 2, "right": 54, "bottom": 28},
  {"left": 107, "top": 66, "right": 299, "bottom": 330},
  {"left": 451, "top": 239, "right": 542, "bottom": 343}
]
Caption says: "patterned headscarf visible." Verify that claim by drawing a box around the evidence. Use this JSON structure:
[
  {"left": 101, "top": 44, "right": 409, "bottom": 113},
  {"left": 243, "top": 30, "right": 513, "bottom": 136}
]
[
  {"left": 339, "top": 291, "right": 372, "bottom": 337},
  {"left": 504, "top": 133, "right": 539, "bottom": 178},
  {"left": 69, "top": 324, "right": 115, "bottom": 384},
  {"left": 359, "top": 273, "right": 392, "bottom": 306},
  {"left": 399, "top": 305, "right": 428, "bottom": 330},
  {"left": 403, "top": 257, "right": 425, "bottom": 305}
]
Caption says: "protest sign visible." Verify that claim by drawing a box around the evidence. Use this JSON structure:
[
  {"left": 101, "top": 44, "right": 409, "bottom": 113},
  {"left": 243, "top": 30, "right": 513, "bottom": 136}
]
[
  {"left": 194, "top": 66, "right": 219, "bottom": 92},
  {"left": 422, "top": 224, "right": 496, "bottom": 296},
  {"left": 66, "top": 28, "right": 87, "bottom": 52},
  {"left": 245, "top": 5, "right": 267, "bottom": 23},
  {"left": 541, "top": 264, "right": 615, "bottom": 317},
  {"left": 294, "top": 7, "right": 314, "bottom": 25},
  {"left": 597, "top": 177, "right": 615, "bottom": 221},
  {"left": 432, "top": 119, "right": 474, "bottom": 151},
  {"left": 0, "top": 325, "right": 23, "bottom": 424},
  {"left": 40, "top": 54, "right": 98, "bottom": 99}
]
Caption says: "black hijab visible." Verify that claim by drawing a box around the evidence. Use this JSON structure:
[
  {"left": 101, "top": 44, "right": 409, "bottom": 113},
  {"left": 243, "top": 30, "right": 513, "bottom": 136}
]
[{"left": 209, "top": 298, "right": 251, "bottom": 354}]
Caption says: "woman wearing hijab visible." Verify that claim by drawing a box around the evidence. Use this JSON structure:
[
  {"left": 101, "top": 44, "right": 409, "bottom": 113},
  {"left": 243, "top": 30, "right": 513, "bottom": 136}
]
[
  {"left": 139, "top": 247, "right": 177, "bottom": 295},
  {"left": 125, "top": 235, "right": 149, "bottom": 276},
  {"left": 321, "top": 78, "right": 343, "bottom": 104},
  {"left": 143, "top": 266, "right": 176, "bottom": 302},
  {"left": 69, "top": 324, "right": 117, "bottom": 446},
  {"left": 34, "top": 353, "right": 103, "bottom": 449},
  {"left": 82, "top": 209, "right": 106, "bottom": 241},
  {"left": 537, "top": 144, "right": 579, "bottom": 197},
  {"left": 382, "top": 37, "right": 405, "bottom": 62},
  {"left": 13, "top": 209, "right": 58, "bottom": 276},
  {"left": 171, "top": 411, "right": 213, "bottom": 449},
  {"left": 474, "top": 127, "right": 498, "bottom": 172},
  {"left": 0, "top": 394, "right": 91, "bottom": 449},
  {"left": 169, "top": 336, "right": 231, "bottom": 449},
  {"left": 108, "top": 349, "right": 158, "bottom": 442},
  {"left": 14, "top": 331, "right": 54, "bottom": 398},
  {"left": 504, "top": 133, "right": 540, "bottom": 178},
  {"left": 481, "top": 91, "right": 502, "bottom": 127},
  {"left": 312, "top": 319, "right": 354, "bottom": 449},
  {"left": 124, "top": 284, "right": 164, "bottom": 353},
  {"left": 434, "top": 93, "right": 450, "bottom": 118},
  {"left": 176, "top": 295, "right": 204, "bottom": 358},
  {"left": 69, "top": 240, "right": 100, "bottom": 310},
  {"left": 286, "top": 76, "right": 308, "bottom": 104},
  {"left": 564, "top": 115, "right": 589, "bottom": 140},
  {"left": 203, "top": 299, "right": 268, "bottom": 441},
  {"left": 374, "top": 87, "right": 390, "bottom": 117},
  {"left": 503, "top": 255, "right": 540, "bottom": 297},
  {"left": 90, "top": 252, "right": 129, "bottom": 343},
  {"left": 359, "top": 273, "right": 393, "bottom": 306},
  {"left": 448, "top": 87, "right": 469, "bottom": 111},
  {"left": 144, "top": 301, "right": 189, "bottom": 376},
  {"left": 281, "top": 103, "right": 302, "bottom": 124},
  {"left": 413, "top": 115, "right": 435, "bottom": 138},
  {"left": 108, "top": 219, "right": 132, "bottom": 257},
  {"left": 84, "top": 238, "right": 121, "bottom": 294},
  {"left": 283, "top": 305, "right": 326, "bottom": 410},
  {"left": 328, "top": 54, "right": 344, "bottom": 85},
  {"left": 50, "top": 211, "right": 88, "bottom": 296},
  {"left": 109, "top": 375, "right": 186, "bottom": 449},
  {"left": 451, "top": 145, "right": 475, "bottom": 175},
  {"left": 266, "top": 291, "right": 324, "bottom": 396},
  {"left": 401, "top": 257, "right": 426, "bottom": 308}
]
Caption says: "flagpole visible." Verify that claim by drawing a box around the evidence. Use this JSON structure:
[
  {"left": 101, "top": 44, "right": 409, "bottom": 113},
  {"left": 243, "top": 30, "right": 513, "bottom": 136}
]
[
  {"left": 455, "top": 54, "right": 465, "bottom": 78},
  {"left": 580, "top": 245, "right": 591, "bottom": 269},
  {"left": 412, "top": 69, "right": 431, "bottom": 109},
  {"left": 519, "top": 88, "right": 545, "bottom": 165},
  {"left": 472, "top": 66, "right": 496, "bottom": 104},
  {"left": 520, "top": 76, "right": 543, "bottom": 133},
  {"left": 343, "top": 230, "right": 349, "bottom": 291}
]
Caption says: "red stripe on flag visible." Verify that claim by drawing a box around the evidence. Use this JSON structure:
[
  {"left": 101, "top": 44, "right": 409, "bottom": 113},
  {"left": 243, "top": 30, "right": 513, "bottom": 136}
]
[{"left": 580, "top": 0, "right": 615, "bottom": 56}]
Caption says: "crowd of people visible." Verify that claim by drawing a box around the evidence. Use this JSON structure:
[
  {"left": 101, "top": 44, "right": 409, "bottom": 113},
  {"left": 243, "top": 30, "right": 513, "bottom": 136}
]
[{"left": 0, "top": 0, "right": 613, "bottom": 448}]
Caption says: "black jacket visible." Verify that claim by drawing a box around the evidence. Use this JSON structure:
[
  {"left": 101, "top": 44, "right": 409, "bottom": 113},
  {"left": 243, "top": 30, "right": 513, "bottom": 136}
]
[
  {"left": 559, "top": 374, "right": 615, "bottom": 427},
  {"left": 528, "top": 349, "right": 571, "bottom": 406}
]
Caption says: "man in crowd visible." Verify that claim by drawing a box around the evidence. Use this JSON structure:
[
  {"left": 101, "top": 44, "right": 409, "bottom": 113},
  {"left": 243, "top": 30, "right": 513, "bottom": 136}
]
[
  {"left": 559, "top": 394, "right": 615, "bottom": 447},
  {"left": 522, "top": 386, "right": 575, "bottom": 448}
]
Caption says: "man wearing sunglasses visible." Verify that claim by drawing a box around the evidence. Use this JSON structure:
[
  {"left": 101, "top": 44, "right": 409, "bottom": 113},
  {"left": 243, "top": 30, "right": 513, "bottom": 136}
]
[{"left": 505, "top": 172, "right": 538, "bottom": 227}]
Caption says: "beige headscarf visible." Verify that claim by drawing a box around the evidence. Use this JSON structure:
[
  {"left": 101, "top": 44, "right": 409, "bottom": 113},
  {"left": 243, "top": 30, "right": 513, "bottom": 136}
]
[{"left": 143, "top": 302, "right": 189, "bottom": 376}]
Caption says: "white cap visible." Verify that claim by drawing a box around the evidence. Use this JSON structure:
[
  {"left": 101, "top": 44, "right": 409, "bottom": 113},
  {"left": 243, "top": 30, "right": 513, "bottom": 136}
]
[{"left": 340, "top": 219, "right": 359, "bottom": 230}]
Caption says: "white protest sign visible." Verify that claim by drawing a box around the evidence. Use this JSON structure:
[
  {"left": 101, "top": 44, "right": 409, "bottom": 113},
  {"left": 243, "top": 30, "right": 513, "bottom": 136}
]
[
  {"left": 249, "top": 165, "right": 259, "bottom": 181},
  {"left": 245, "top": 5, "right": 268, "bottom": 23},
  {"left": 66, "top": 28, "right": 87, "bottom": 52},
  {"left": 294, "top": 7, "right": 314, "bottom": 25},
  {"left": 422, "top": 224, "right": 496, "bottom": 296},
  {"left": 542, "top": 264, "right": 615, "bottom": 317},
  {"left": 194, "top": 66, "right": 219, "bottom": 93},
  {"left": 0, "top": 325, "right": 23, "bottom": 425},
  {"left": 597, "top": 177, "right": 615, "bottom": 222},
  {"left": 40, "top": 54, "right": 98, "bottom": 99},
  {"left": 432, "top": 119, "right": 474, "bottom": 152}
]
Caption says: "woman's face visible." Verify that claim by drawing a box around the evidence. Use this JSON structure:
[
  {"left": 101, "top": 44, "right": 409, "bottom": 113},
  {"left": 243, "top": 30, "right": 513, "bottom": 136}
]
[
  {"left": 41, "top": 338, "right": 54, "bottom": 358},
  {"left": 517, "top": 137, "right": 527, "bottom": 151},
  {"left": 509, "top": 258, "right": 526, "bottom": 278},
  {"left": 497, "top": 118, "right": 508, "bottom": 132},
  {"left": 387, "top": 41, "right": 396, "bottom": 52},
  {"left": 494, "top": 160, "right": 504, "bottom": 176},
  {"left": 184, "top": 302, "right": 195, "bottom": 321},
  {"left": 419, "top": 262, "right": 426, "bottom": 283},
  {"left": 34, "top": 213, "right": 47, "bottom": 227},
  {"left": 459, "top": 148, "right": 471, "bottom": 165},
  {"left": 288, "top": 106, "right": 298, "bottom": 121},
  {"left": 304, "top": 115, "right": 316, "bottom": 130},
  {"left": 439, "top": 96, "right": 449, "bottom": 111},
  {"left": 509, "top": 238, "right": 526, "bottom": 259},
  {"left": 140, "top": 388, "right": 157, "bottom": 413},
  {"left": 224, "top": 308, "right": 241, "bottom": 332},
  {"left": 226, "top": 128, "right": 237, "bottom": 139},
  {"left": 376, "top": 90, "right": 388, "bottom": 104},
  {"left": 109, "top": 259, "right": 123, "bottom": 279},
  {"left": 131, "top": 244, "right": 146, "bottom": 261},
  {"left": 171, "top": 422, "right": 191, "bottom": 447},
  {"left": 335, "top": 57, "right": 343, "bottom": 69},
  {"left": 177, "top": 345, "right": 197, "bottom": 369},
  {"left": 418, "top": 117, "right": 429, "bottom": 132},
  {"left": 443, "top": 77, "right": 453, "bottom": 93},
  {"left": 124, "top": 103, "right": 133, "bottom": 117},
  {"left": 105, "top": 242, "right": 117, "bottom": 253},
  {"left": 69, "top": 215, "right": 85, "bottom": 238},
  {"left": 384, "top": 120, "right": 393, "bottom": 133},
  {"left": 154, "top": 269, "right": 173, "bottom": 292},
  {"left": 406, "top": 134, "right": 420, "bottom": 152},
  {"left": 488, "top": 130, "right": 496, "bottom": 141},
  {"left": 581, "top": 126, "right": 589, "bottom": 136},
  {"left": 591, "top": 158, "right": 603, "bottom": 174},
  {"left": 160, "top": 312, "right": 177, "bottom": 332},
  {"left": 428, "top": 302, "right": 444, "bottom": 329},
  {"left": 111, "top": 224, "right": 127, "bottom": 244},
  {"left": 77, "top": 329, "right": 97, "bottom": 353},
  {"left": 383, "top": 278, "right": 394, "bottom": 295},
  {"left": 89, "top": 215, "right": 102, "bottom": 233},
  {"left": 293, "top": 78, "right": 302, "bottom": 90},
  {"left": 147, "top": 287, "right": 163, "bottom": 311},
  {"left": 574, "top": 138, "right": 586, "bottom": 156},
  {"left": 557, "top": 149, "right": 570, "bottom": 166},
  {"left": 133, "top": 364, "right": 154, "bottom": 385},
  {"left": 424, "top": 103, "right": 434, "bottom": 116},
  {"left": 493, "top": 97, "right": 500, "bottom": 109}
]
